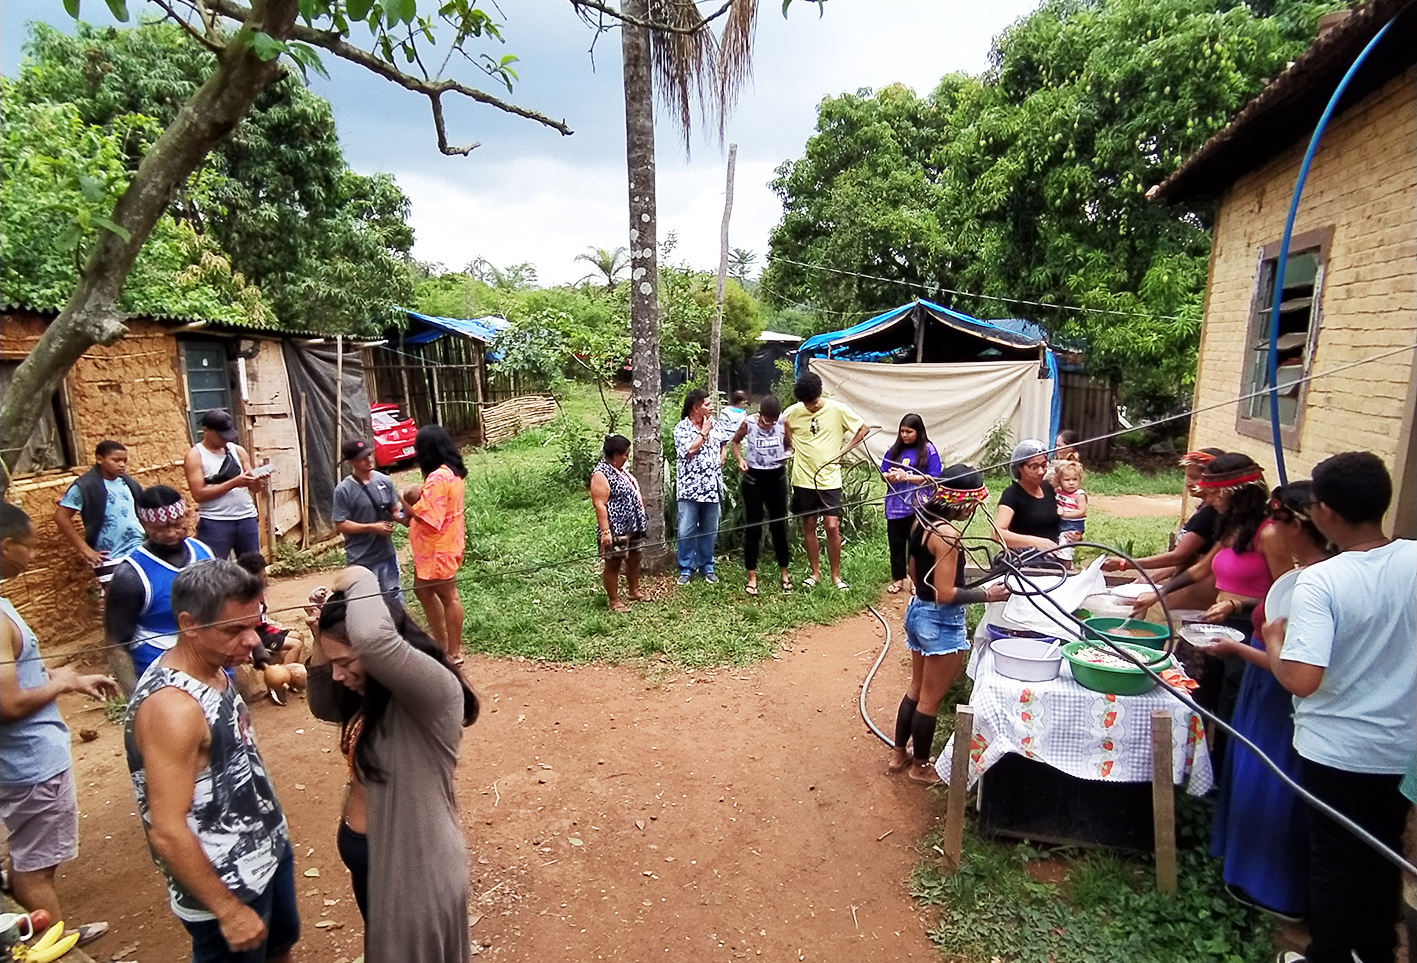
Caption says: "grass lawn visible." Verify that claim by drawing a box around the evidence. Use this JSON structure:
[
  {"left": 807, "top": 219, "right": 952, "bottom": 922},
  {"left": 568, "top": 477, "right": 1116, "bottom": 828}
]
[{"left": 435, "top": 391, "right": 1178, "bottom": 668}]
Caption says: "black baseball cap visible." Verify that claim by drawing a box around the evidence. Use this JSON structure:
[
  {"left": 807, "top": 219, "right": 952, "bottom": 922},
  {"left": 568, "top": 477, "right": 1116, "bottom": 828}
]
[
  {"left": 199, "top": 408, "right": 238, "bottom": 442},
  {"left": 342, "top": 439, "right": 374, "bottom": 462}
]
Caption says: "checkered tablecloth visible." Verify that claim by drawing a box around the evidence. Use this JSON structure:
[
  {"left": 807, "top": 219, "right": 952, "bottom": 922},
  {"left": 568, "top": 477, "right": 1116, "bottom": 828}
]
[{"left": 935, "top": 625, "right": 1213, "bottom": 795}]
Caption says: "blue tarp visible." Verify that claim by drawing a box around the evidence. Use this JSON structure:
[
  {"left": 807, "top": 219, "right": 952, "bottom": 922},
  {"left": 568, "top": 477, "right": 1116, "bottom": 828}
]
[
  {"left": 795, "top": 299, "right": 1061, "bottom": 443},
  {"left": 397, "top": 309, "right": 509, "bottom": 345}
]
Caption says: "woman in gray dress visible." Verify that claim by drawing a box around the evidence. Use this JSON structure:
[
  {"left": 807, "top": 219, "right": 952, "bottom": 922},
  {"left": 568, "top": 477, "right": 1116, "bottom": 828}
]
[{"left": 309, "top": 566, "right": 479, "bottom": 963}]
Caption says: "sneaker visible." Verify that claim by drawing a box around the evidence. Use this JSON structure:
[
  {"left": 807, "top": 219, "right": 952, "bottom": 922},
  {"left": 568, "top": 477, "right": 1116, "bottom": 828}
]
[
  {"left": 677, "top": 573, "right": 692, "bottom": 585},
  {"left": 703, "top": 572, "right": 720, "bottom": 584}
]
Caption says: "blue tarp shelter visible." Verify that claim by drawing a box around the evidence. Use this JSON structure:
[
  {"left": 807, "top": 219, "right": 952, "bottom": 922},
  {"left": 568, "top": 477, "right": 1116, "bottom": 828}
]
[{"left": 796, "top": 299, "right": 1061, "bottom": 443}]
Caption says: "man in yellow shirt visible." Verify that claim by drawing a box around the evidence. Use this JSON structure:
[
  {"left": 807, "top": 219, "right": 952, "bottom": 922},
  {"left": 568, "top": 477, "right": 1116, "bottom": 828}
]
[{"left": 782, "top": 371, "right": 868, "bottom": 589}]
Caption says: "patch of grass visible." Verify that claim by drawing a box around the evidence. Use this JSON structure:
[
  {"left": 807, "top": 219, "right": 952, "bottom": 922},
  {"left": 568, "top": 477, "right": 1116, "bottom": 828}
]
[
  {"left": 912, "top": 798, "right": 1275, "bottom": 963},
  {"left": 1086, "top": 463, "right": 1185, "bottom": 497},
  {"left": 1075, "top": 512, "right": 1175, "bottom": 567}
]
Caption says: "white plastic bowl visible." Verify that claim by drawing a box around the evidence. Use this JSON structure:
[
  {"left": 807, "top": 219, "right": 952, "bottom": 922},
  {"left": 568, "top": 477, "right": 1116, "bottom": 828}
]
[
  {"left": 991, "top": 637, "right": 1063, "bottom": 682},
  {"left": 1178, "top": 624, "right": 1246, "bottom": 650}
]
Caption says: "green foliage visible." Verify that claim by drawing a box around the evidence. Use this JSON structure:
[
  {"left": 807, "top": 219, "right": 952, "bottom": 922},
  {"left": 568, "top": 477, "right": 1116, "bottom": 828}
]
[
  {"left": 7, "top": 21, "right": 414, "bottom": 333},
  {"left": 913, "top": 803, "right": 1275, "bottom": 963},
  {"left": 0, "top": 93, "right": 272, "bottom": 323},
  {"left": 982, "top": 419, "right": 1016, "bottom": 471},
  {"left": 764, "top": 0, "right": 1346, "bottom": 415},
  {"left": 488, "top": 313, "right": 571, "bottom": 391}
]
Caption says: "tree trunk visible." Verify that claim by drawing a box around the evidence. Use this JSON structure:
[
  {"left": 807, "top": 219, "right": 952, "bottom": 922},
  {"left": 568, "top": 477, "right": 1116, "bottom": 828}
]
[
  {"left": 622, "top": 0, "right": 670, "bottom": 572},
  {"left": 0, "top": 0, "right": 298, "bottom": 497},
  {"left": 708, "top": 143, "right": 736, "bottom": 399}
]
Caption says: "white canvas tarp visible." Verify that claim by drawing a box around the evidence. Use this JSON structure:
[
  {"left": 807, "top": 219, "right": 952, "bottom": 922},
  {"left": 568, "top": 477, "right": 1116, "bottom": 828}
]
[{"left": 809, "top": 358, "right": 1054, "bottom": 470}]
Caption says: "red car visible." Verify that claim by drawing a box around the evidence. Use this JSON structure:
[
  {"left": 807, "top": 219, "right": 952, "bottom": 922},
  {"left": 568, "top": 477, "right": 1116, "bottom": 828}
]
[{"left": 371, "top": 404, "right": 417, "bottom": 467}]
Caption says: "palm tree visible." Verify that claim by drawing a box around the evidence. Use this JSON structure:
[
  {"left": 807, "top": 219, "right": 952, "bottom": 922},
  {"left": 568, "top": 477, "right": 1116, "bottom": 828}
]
[
  {"left": 575, "top": 245, "right": 629, "bottom": 290},
  {"left": 729, "top": 247, "right": 757, "bottom": 282},
  {"left": 618, "top": 0, "right": 760, "bottom": 569}
]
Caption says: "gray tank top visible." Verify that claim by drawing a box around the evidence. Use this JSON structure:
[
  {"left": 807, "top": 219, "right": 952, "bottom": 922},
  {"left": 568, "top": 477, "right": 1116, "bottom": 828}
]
[
  {"left": 124, "top": 665, "right": 287, "bottom": 921},
  {"left": 742, "top": 418, "right": 788, "bottom": 470},
  {"left": 196, "top": 443, "right": 257, "bottom": 520}
]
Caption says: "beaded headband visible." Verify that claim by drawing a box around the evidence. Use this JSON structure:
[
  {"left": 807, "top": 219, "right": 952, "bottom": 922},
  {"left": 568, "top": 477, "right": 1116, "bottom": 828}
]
[
  {"left": 137, "top": 500, "right": 187, "bottom": 525},
  {"left": 929, "top": 484, "right": 989, "bottom": 506},
  {"left": 1267, "top": 494, "right": 1311, "bottom": 521},
  {"left": 1178, "top": 449, "right": 1219, "bottom": 467}
]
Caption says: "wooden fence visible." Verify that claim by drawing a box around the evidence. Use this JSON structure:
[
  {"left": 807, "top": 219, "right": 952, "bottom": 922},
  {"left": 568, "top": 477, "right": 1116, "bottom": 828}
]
[
  {"left": 364, "top": 336, "right": 542, "bottom": 445},
  {"left": 1058, "top": 372, "right": 1117, "bottom": 463}
]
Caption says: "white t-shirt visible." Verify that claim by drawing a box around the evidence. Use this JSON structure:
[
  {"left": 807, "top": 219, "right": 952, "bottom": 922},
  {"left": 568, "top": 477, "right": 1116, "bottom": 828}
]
[{"left": 1281, "top": 539, "right": 1417, "bottom": 774}]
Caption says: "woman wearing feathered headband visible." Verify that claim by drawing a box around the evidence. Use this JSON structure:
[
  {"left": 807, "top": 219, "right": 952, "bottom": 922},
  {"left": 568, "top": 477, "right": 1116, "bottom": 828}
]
[
  {"left": 1132, "top": 453, "right": 1292, "bottom": 733},
  {"left": 887, "top": 465, "right": 1009, "bottom": 784}
]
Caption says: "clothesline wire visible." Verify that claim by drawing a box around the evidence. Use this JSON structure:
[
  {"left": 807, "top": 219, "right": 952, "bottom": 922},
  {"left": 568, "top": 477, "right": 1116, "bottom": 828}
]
[
  {"left": 765, "top": 254, "right": 1190, "bottom": 323},
  {"left": 6, "top": 336, "right": 1414, "bottom": 664}
]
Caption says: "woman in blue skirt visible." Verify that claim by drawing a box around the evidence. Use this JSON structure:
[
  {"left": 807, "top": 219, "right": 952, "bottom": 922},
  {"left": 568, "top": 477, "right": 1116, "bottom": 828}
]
[{"left": 1208, "top": 481, "right": 1333, "bottom": 921}]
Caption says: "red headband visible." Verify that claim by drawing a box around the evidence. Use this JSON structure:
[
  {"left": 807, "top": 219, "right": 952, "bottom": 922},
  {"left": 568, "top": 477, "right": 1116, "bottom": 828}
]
[
  {"left": 1195, "top": 469, "right": 1264, "bottom": 490},
  {"left": 1179, "top": 450, "right": 1218, "bottom": 467}
]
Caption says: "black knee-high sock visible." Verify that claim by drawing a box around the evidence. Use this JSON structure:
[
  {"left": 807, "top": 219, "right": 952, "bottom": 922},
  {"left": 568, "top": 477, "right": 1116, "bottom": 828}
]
[
  {"left": 894, "top": 696, "right": 918, "bottom": 749},
  {"left": 911, "top": 710, "right": 938, "bottom": 762}
]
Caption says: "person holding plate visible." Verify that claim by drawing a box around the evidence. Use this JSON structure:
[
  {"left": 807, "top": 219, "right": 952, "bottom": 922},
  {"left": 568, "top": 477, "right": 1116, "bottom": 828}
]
[{"left": 1206, "top": 482, "right": 1332, "bottom": 922}]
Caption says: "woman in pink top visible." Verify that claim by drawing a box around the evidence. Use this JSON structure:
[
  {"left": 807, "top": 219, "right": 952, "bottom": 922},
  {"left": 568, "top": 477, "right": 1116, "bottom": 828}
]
[
  {"left": 1133, "top": 453, "right": 1291, "bottom": 726},
  {"left": 401, "top": 426, "right": 467, "bottom": 663}
]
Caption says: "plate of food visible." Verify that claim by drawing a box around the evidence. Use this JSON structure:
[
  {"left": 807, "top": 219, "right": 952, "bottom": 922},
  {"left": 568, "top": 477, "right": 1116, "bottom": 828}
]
[{"left": 1178, "top": 623, "right": 1246, "bottom": 650}]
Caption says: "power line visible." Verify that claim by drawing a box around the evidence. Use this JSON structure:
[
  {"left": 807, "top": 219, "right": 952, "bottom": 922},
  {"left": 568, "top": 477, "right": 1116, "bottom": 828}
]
[{"left": 766, "top": 254, "right": 1191, "bottom": 324}]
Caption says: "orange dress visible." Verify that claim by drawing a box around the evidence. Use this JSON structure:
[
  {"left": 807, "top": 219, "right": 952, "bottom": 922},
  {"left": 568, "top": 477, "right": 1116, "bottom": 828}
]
[{"left": 408, "top": 465, "right": 466, "bottom": 581}]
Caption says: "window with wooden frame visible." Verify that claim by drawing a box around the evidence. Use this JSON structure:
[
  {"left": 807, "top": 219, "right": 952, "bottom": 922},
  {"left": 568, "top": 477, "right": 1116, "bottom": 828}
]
[
  {"left": 1236, "top": 228, "right": 1331, "bottom": 448},
  {"left": 0, "top": 361, "right": 78, "bottom": 475}
]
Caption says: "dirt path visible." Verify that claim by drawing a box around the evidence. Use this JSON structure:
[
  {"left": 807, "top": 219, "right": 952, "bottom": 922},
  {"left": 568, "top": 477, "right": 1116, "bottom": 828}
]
[
  {"left": 56, "top": 589, "right": 948, "bottom": 963},
  {"left": 1087, "top": 493, "right": 1181, "bottom": 518}
]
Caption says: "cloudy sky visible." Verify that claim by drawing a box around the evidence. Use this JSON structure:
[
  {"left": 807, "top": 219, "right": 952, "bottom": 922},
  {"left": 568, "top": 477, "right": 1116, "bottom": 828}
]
[{"left": 4, "top": 0, "right": 1038, "bottom": 284}]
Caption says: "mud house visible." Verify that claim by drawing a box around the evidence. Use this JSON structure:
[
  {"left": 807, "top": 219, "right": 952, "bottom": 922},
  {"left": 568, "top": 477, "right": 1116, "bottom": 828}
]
[
  {"left": 1152, "top": 0, "right": 1417, "bottom": 536},
  {"left": 1, "top": 307, "right": 373, "bottom": 641}
]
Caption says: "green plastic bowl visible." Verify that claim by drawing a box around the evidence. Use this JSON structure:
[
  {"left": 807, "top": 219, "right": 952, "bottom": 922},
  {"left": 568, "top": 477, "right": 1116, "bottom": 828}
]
[
  {"left": 1082, "top": 617, "right": 1171, "bottom": 650},
  {"left": 1062, "top": 640, "right": 1172, "bottom": 696}
]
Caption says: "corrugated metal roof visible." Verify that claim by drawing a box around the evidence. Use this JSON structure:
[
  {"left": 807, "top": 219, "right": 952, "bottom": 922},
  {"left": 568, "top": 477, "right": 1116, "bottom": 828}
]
[{"left": 1153, "top": 0, "right": 1417, "bottom": 204}]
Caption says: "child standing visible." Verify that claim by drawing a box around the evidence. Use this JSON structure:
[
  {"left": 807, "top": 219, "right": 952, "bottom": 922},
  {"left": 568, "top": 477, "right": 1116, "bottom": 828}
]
[{"left": 1054, "top": 461, "right": 1088, "bottom": 565}]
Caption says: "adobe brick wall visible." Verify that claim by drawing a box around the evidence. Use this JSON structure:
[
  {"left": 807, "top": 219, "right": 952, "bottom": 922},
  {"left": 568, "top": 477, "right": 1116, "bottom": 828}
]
[
  {"left": 3, "top": 313, "right": 192, "bottom": 644},
  {"left": 1190, "top": 66, "right": 1417, "bottom": 489}
]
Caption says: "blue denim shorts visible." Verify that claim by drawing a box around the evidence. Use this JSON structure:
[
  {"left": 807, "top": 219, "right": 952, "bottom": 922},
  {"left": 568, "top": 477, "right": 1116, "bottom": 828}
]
[
  {"left": 182, "top": 841, "right": 299, "bottom": 963},
  {"left": 903, "top": 597, "right": 970, "bottom": 656}
]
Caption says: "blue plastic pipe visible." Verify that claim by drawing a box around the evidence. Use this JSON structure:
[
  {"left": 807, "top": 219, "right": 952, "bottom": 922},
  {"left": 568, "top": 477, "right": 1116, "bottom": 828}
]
[{"left": 1266, "top": 16, "right": 1398, "bottom": 485}]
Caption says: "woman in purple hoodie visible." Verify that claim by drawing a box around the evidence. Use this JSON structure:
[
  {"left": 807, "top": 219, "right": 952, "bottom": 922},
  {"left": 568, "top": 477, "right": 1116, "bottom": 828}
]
[{"left": 880, "top": 414, "right": 942, "bottom": 595}]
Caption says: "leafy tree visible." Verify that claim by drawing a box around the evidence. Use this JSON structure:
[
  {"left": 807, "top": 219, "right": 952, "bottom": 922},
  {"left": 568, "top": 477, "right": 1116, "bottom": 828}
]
[
  {"left": 0, "top": 0, "right": 579, "bottom": 491},
  {"left": 763, "top": 0, "right": 1345, "bottom": 414},
  {"left": 9, "top": 21, "right": 414, "bottom": 334},
  {"left": 575, "top": 245, "right": 629, "bottom": 290},
  {"left": 728, "top": 247, "right": 757, "bottom": 282},
  {"left": 1, "top": 93, "right": 271, "bottom": 325}
]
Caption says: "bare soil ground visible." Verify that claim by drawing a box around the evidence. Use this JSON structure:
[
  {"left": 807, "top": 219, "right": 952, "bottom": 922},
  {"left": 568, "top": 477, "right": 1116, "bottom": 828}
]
[
  {"left": 1086, "top": 493, "right": 1181, "bottom": 518},
  {"left": 52, "top": 585, "right": 953, "bottom": 963}
]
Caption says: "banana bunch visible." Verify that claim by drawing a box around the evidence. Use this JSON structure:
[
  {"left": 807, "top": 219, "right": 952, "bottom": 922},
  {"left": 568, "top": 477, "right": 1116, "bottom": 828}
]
[{"left": 12, "top": 921, "right": 80, "bottom": 963}]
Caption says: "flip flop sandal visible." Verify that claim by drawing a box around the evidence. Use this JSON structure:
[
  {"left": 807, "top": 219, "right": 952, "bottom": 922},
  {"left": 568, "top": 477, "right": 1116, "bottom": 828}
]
[
  {"left": 780, "top": 578, "right": 793, "bottom": 593},
  {"left": 834, "top": 579, "right": 851, "bottom": 591},
  {"left": 886, "top": 582, "right": 902, "bottom": 594},
  {"left": 802, "top": 576, "right": 818, "bottom": 589},
  {"left": 76, "top": 922, "right": 110, "bottom": 947},
  {"left": 745, "top": 584, "right": 759, "bottom": 596}
]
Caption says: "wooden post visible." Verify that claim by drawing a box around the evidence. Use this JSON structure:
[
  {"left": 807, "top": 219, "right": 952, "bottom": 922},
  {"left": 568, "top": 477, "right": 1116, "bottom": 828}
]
[
  {"left": 298, "top": 392, "right": 310, "bottom": 550},
  {"left": 943, "top": 705, "right": 975, "bottom": 872},
  {"left": 473, "top": 342, "right": 487, "bottom": 445},
  {"left": 398, "top": 333, "right": 413, "bottom": 416},
  {"left": 334, "top": 334, "right": 344, "bottom": 476},
  {"left": 264, "top": 461, "right": 276, "bottom": 556},
  {"left": 431, "top": 363, "right": 444, "bottom": 426},
  {"left": 708, "top": 143, "right": 736, "bottom": 398},
  {"left": 1151, "top": 710, "right": 1178, "bottom": 895}
]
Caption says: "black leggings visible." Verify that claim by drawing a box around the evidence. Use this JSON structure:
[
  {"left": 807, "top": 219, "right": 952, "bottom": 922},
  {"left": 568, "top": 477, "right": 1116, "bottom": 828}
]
[
  {"left": 741, "top": 467, "right": 790, "bottom": 572},
  {"left": 337, "top": 820, "right": 369, "bottom": 921},
  {"left": 886, "top": 515, "right": 913, "bottom": 581}
]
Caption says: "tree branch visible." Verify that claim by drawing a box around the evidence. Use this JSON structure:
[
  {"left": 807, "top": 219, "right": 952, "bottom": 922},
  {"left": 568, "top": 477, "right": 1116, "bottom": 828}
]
[
  {"left": 570, "top": 0, "right": 735, "bottom": 34},
  {"left": 207, "top": 0, "right": 573, "bottom": 143},
  {"left": 152, "top": 0, "right": 226, "bottom": 52},
  {"left": 429, "top": 90, "right": 480, "bottom": 155}
]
